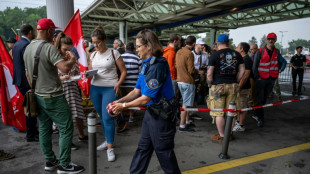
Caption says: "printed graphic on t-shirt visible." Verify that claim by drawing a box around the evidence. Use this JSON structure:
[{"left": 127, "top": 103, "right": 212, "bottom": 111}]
[{"left": 219, "top": 52, "right": 237, "bottom": 75}]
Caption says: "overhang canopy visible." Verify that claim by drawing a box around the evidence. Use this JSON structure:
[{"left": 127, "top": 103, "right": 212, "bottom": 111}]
[{"left": 81, "top": 0, "right": 310, "bottom": 39}]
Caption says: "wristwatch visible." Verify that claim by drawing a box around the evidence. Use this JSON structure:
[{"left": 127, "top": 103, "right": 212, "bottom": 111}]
[{"left": 122, "top": 103, "right": 126, "bottom": 108}]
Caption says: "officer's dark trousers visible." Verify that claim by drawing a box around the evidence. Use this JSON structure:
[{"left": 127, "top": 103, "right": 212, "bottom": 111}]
[
  {"left": 254, "top": 78, "right": 275, "bottom": 121},
  {"left": 18, "top": 86, "right": 38, "bottom": 140},
  {"left": 130, "top": 111, "right": 180, "bottom": 174},
  {"left": 292, "top": 68, "right": 304, "bottom": 93}
]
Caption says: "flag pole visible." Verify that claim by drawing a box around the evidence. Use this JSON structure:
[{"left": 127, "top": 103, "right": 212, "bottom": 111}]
[{"left": 11, "top": 28, "right": 18, "bottom": 36}]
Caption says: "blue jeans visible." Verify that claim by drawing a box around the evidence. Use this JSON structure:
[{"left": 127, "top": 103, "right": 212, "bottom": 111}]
[{"left": 90, "top": 85, "right": 117, "bottom": 144}]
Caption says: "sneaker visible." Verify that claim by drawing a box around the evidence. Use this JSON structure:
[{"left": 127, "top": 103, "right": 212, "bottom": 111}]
[
  {"left": 257, "top": 120, "right": 264, "bottom": 127},
  {"left": 211, "top": 134, "right": 224, "bottom": 143},
  {"left": 57, "top": 163, "right": 84, "bottom": 174},
  {"left": 252, "top": 115, "right": 259, "bottom": 122},
  {"left": 78, "top": 136, "right": 88, "bottom": 142},
  {"left": 186, "top": 122, "right": 196, "bottom": 128},
  {"left": 179, "top": 127, "right": 195, "bottom": 132},
  {"left": 190, "top": 113, "right": 203, "bottom": 120},
  {"left": 234, "top": 120, "right": 240, "bottom": 126},
  {"left": 71, "top": 143, "right": 79, "bottom": 151},
  {"left": 45, "top": 159, "right": 59, "bottom": 171},
  {"left": 232, "top": 124, "right": 245, "bottom": 132},
  {"left": 128, "top": 117, "right": 135, "bottom": 123},
  {"left": 97, "top": 141, "right": 107, "bottom": 150},
  {"left": 107, "top": 148, "right": 115, "bottom": 162}
]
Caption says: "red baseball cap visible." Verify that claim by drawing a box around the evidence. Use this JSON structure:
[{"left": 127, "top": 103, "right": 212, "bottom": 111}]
[
  {"left": 36, "top": 18, "right": 59, "bottom": 30},
  {"left": 267, "top": 32, "right": 277, "bottom": 39}
]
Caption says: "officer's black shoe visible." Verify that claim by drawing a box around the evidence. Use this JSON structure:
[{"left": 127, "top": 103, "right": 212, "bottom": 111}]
[
  {"left": 297, "top": 92, "right": 302, "bottom": 96},
  {"left": 292, "top": 91, "right": 296, "bottom": 96}
]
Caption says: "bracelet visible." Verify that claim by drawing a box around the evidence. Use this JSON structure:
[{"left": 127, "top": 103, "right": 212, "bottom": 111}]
[{"left": 122, "top": 103, "right": 126, "bottom": 108}]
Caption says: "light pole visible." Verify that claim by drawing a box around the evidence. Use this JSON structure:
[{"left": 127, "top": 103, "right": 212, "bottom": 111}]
[{"left": 279, "top": 31, "right": 288, "bottom": 54}]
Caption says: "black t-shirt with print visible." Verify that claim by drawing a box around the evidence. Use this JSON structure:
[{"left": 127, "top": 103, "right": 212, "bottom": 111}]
[
  {"left": 208, "top": 48, "right": 244, "bottom": 85},
  {"left": 290, "top": 54, "right": 306, "bottom": 67},
  {"left": 241, "top": 55, "right": 252, "bottom": 89}
]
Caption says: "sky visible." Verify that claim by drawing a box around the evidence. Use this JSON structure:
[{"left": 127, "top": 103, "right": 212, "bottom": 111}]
[{"left": 1, "top": 0, "right": 310, "bottom": 48}]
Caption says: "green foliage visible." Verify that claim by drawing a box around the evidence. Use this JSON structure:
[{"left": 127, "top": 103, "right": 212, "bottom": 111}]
[
  {"left": 288, "top": 39, "right": 310, "bottom": 52},
  {"left": 259, "top": 34, "right": 267, "bottom": 48},
  {"left": 0, "top": 6, "right": 46, "bottom": 41},
  {"left": 248, "top": 36, "right": 257, "bottom": 45}
]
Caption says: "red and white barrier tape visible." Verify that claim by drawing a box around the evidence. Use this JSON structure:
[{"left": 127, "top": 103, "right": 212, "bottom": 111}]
[{"left": 127, "top": 96, "right": 310, "bottom": 113}]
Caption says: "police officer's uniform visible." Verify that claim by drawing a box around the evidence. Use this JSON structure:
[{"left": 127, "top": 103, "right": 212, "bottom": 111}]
[{"left": 130, "top": 56, "right": 181, "bottom": 174}]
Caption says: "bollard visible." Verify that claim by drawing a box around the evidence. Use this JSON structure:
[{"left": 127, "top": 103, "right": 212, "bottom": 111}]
[
  {"left": 88, "top": 112, "right": 97, "bottom": 174},
  {"left": 219, "top": 101, "right": 236, "bottom": 159}
]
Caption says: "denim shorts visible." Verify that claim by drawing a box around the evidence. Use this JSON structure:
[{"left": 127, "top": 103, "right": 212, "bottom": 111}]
[{"left": 177, "top": 82, "right": 195, "bottom": 107}]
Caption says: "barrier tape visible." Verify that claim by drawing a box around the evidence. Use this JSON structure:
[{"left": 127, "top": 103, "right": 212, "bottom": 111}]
[
  {"left": 82, "top": 96, "right": 310, "bottom": 113},
  {"left": 128, "top": 96, "right": 310, "bottom": 113}
]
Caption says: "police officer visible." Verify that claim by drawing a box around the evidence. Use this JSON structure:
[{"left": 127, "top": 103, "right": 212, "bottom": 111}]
[{"left": 111, "top": 29, "right": 181, "bottom": 174}]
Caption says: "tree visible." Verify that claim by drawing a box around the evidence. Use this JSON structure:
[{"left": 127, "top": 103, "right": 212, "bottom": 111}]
[
  {"left": 0, "top": 6, "right": 46, "bottom": 45},
  {"left": 248, "top": 36, "right": 257, "bottom": 45},
  {"left": 288, "top": 39, "right": 310, "bottom": 52},
  {"left": 259, "top": 34, "right": 267, "bottom": 48}
]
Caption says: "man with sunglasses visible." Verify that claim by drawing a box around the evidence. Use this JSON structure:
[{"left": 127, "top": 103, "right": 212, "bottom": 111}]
[{"left": 252, "top": 32, "right": 283, "bottom": 127}]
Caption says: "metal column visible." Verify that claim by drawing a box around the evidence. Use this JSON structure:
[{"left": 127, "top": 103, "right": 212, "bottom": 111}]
[
  {"left": 209, "top": 28, "right": 217, "bottom": 46},
  {"left": 46, "top": 0, "right": 74, "bottom": 30}
]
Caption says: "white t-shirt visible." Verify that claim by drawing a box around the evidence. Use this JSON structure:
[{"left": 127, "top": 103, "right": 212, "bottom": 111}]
[
  {"left": 192, "top": 50, "right": 208, "bottom": 70},
  {"left": 90, "top": 48, "right": 120, "bottom": 87}
]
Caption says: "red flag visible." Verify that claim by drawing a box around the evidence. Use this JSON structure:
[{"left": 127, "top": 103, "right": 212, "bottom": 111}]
[
  {"left": 64, "top": 9, "right": 90, "bottom": 97},
  {"left": 16, "top": 35, "right": 20, "bottom": 41},
  {"left": 0, "top": 36, "right": 26, "bottom": 131}
]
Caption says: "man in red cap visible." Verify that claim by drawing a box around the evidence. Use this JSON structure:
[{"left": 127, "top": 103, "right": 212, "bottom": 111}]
[
  {"left": 23, "top": 18, "right": 84, "bottom": 173},
  {"left": 252, "top": 32, "right": 283, "bottom": 127}
]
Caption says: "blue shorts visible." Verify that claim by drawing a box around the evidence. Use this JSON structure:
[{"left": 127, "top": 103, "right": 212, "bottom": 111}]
[{"left": 177, "top": 82, "right": 195, "bottom": 107}]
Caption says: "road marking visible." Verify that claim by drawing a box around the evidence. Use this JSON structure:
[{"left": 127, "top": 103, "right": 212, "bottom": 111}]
[{"left": 182, "top": 142, "right": 310, "bottom": 174}]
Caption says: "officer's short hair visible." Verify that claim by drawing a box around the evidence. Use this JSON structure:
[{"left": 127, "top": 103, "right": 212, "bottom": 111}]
[
  {"left": 136, "top": 29, "right": 163, "bottom": 57},
  {"left": 20, "top": 24, "right": 34, "bottom": 36},
  {"left": 185, "top": 36, "right": 196, "bottom": 45},
  {"left": 296, "top": 46, "right": 302, "bottom": 50},
  {"left": 169, "top": 34, "right": 180, "bottom": 43},
  {"left": 126, "top": 42, "right": 135, "bottom": 52},
  {"left": 240, "top": 42, "right": 250, "bottom": 53}
]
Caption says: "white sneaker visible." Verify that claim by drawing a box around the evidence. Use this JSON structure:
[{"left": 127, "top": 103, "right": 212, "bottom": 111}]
[
  {"left": 97, "top": 141, "right": 107, "bottom": 150},
  {"left": 234, "top": 120, "right": 240, "bottom": 126},
  {"left": 107, "top": 148, "right": 115, "bottom": 162},
  {"left": 233, "top": 124, "right": 245, "bottom": 132}
]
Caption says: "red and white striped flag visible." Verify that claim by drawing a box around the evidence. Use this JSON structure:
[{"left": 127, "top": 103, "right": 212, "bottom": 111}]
[
  {"left": 0, "top": 36, "right": 26, "bottom": 131},
  {"left": 64, "top": 9, "right": 90, "bottom": 97}
]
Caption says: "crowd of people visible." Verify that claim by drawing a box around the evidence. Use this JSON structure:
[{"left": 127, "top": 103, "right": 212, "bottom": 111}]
[{"left": 0, "top": 17, "right": 307, "bottom": 174}]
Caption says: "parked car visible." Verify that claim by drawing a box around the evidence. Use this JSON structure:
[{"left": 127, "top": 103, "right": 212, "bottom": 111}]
[{"left": 306, "top": 55, "right": 310, "bottom": 67}]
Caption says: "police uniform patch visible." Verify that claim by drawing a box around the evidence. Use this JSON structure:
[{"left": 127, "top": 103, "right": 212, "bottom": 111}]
[{"left": 147, "top": 79, "right": 159, "bottom": 89}]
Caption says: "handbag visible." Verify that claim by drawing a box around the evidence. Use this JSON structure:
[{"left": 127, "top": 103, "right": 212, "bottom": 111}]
[
  {"left": 111, "top": 50, "right": 121, "bottom": 79},
  {"left": 22, "top": 41, "right": 46, "bottom": 117}
]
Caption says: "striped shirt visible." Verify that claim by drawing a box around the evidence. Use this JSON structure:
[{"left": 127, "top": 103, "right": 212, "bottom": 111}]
[{"left": 121, "top": 51, "right": 142, "bottom": 88}]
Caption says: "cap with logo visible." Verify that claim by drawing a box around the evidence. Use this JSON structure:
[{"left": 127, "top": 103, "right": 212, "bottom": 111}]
[
  {"left": 196, "top": 38, "right": 206, "bottom": 45},
  {"left": 37, "top": 18, "right": 59, "bottom": 30},
  {"left": 267, "top": 32, "right": 277, "bottom": 39},
  {"left": 217, "top": 34, "right": 229, "bottom": 43}
]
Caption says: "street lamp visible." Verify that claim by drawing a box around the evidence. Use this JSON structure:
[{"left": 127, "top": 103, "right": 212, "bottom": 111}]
[{"left": 279, "top": 31, "right": 288, "bottom": 54}]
